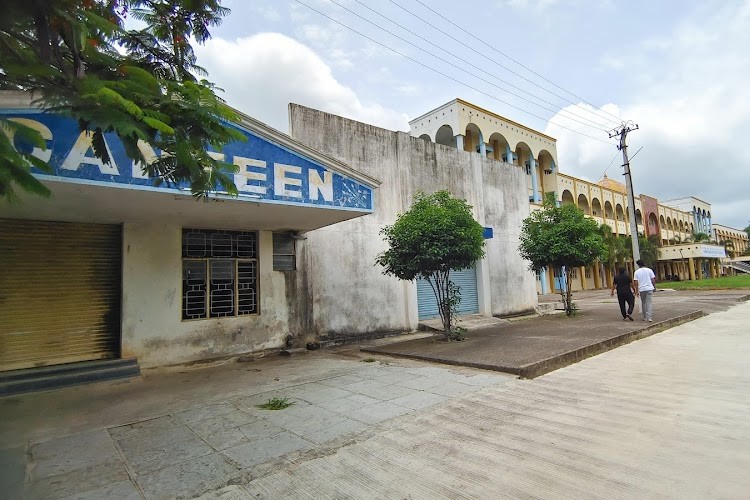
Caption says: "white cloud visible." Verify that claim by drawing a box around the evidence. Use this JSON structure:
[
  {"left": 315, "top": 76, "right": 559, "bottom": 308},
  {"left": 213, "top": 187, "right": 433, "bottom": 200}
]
[
  {"left": 546, "top": 1, "right": 750, "bottom": 230},
  {"left": 195, "top": 33, "right": 409, "bottom": 133}
]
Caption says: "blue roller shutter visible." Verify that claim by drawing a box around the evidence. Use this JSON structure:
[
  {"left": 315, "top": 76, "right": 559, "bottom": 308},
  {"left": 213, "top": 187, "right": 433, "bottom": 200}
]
[{"left": 416, "top": 266, "right": 479, "bottom": 320}]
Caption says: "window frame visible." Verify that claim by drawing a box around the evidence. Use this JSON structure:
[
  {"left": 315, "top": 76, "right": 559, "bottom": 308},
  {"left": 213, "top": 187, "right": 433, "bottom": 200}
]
[{"left": 181, "top": 229, "right": 260, "bottom": 322}]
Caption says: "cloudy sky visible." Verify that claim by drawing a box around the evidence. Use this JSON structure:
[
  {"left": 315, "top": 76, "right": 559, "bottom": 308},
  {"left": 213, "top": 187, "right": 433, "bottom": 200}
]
[{"left": 192, "top": 0, "right": 749, "bottom": 230}]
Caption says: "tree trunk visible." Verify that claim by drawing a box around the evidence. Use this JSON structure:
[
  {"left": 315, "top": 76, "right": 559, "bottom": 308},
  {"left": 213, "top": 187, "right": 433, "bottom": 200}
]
[{"left": 564, "top": 267, "right": 574, "bottom": 316}]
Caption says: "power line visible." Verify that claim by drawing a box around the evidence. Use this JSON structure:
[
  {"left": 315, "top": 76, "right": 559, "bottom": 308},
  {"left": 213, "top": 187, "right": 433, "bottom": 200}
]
[
  {"left": 294, "top": 0, "right": 616, "bottom": 145},
  {"left": 348, "top": 0, "right": 609, "bottom": 131},
  {"left": 409, "top": 0, "right": 624, "bottom": 126}
]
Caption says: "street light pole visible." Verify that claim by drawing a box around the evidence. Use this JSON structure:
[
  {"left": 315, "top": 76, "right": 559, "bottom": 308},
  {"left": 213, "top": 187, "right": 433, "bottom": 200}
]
[{"left": 609, "top": 122, "right": 640, "bottom": 262}]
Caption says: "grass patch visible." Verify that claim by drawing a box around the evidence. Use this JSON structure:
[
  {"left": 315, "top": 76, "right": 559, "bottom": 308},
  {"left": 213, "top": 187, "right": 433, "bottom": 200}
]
[
  {"left": 256, "top": 397, "right": 295, "bottom": 410},
  {"left": 661, "top": 274, "right": 750, "bottom": 290},
  {"left": 361, "top": 357, "right": 377, "bottom": 363}
]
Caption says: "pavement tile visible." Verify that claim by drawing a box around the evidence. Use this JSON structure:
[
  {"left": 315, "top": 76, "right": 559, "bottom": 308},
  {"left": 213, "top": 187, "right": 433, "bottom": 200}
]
[
  {"left": 26, "top": 458, "right": 130, "bottom": 500},
  {"left": 347, "top": 402, "right": 412, "bottom": 424},
  {"left": 29, "top": 429, "right": 121, "bottom": 479},
  {"left": 195, "top": 485, "right": 254, "bottom": 500},
  {"left": 109, "top": 416, "right": 213, "bottom": 475},
  {"left": 279, "top": 412, "right": 350, "bottom": 437},
  {"left": 316, "top": 374, "right": 368, "bottom": 388},
  {"left": 222, "top": 432, "right": 312, "bottom": 469},
  {"left": 316, "top": 393, "right": 382, "bottom": 413},
  {"left": 282, "top": 383, "right": 354, "bottom": 404},
  {"left": 238, "top": 419, "right": 287, "bottom": 441},
  {"left": 58, "top": 480, "right": 142, "bottom": 500},
  {"left": 339, "top": 378, "right": 392, "bottom": 393},
  {"left": 348, "top": 383, "right": 422, "bottom": 402},
  {"left": 388, "top": 391, "right": 448, "bottom": 411},
  {"left": 175, "top": 403, "right": 245, "bottom": 425},
  {"left": 0, "top": 446, "right": 27, "bottom": 500},
  {"left": 304, "top": 418, "right": 368, "bottom": 445},
  {"left": 231, "top": 393, "right": 310, "bottom": 416},
  {"left": 423, "top": 380, "right": 476, "bottom": 397},
  {"left": 136, "top": 452, "right": 240, "bottom": 499},
  {"left": 394, "top": 376, "right": 442, "bottom": 391},
  {"left": 181, "top": 409, "right": 258, "bottom": 450}
]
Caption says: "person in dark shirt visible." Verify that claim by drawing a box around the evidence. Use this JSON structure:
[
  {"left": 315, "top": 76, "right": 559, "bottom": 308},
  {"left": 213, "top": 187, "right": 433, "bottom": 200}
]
[{"left": 611, "top": 267, "right": 636, "bottom": 321}]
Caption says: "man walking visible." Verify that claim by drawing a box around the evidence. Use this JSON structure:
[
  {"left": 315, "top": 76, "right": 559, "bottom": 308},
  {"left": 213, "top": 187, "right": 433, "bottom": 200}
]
[
  {"left": 611, "top": 267, "right": 636, "bottom": 321},
  {"left": 634, "top": 259, "right": 656, "bottom": 322}
]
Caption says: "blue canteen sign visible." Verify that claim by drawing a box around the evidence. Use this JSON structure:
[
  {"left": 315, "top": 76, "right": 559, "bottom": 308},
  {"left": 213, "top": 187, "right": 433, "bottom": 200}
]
[{"left": 2, "top": 111, "right": 374, "bottom": 212}]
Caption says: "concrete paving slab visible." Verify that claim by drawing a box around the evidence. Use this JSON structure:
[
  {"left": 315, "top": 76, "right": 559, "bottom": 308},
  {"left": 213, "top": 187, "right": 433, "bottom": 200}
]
[
  {"left": 238, "top": 419, "right": 287, "bottom": 441},
  {"left": 136, "top": 452, "right": 240, "bottom": 499},
  {"left": 58, "top": 480, "right": 142, "bottom": 500},
  {"left": 343, "top": 381, "right": 421, "bottom": 401},
  {"left": 28, "top": 429, "right": 121, "bottom": 479},
  {"left": 0, "top": 446, "right": 25, "bottom": 500},
  {"left": 222, "top": 431, "right": 312, "bottom": 469},
  {"left": 282, "top": 382, "right": 353, "bottom": 404},
  {"left": 109, "top": 416, "right": 213, "bottom": 475},
  {"left": 304, "top": 418, "right": 368, "bottom": 445},
  {"left": 363, "top": 290, "right": 726, "bottom": 378},
  {"left": 388, "top": 391, "right": 448, "bottom": 411},
  {"left": 26, "top": 456, "right": 131, "bottom": 499},
  {"left": 315, "top": 393, "right": 382, "bottom": 413},
  {"left": 347, "top": 401, "right": 412, "bottom": 425}
]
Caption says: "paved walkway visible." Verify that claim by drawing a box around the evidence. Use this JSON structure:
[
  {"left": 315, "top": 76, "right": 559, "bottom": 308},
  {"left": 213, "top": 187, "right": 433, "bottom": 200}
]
[
  {"left": 365, "top": 290, "right": 748, "bottom": 377},
  {"left": 1, "top": 292, "right": 749, "bottom": 499},
  {"left": 211, "top": 299, "right": 750, "bottom": 499}
]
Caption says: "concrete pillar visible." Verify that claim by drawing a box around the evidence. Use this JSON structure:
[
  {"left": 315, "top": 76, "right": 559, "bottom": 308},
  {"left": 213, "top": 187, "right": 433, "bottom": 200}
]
[
  {"left": 580, "top": 266, "right": 586, "bottom": 290},
  {"left": 540, "top": 268, "right": 549, "bottom": 295},
  {"left": 593, "top": 263, "right": 601, "bottom": 289},
  {"left": 710, "top": 259, "right": 717, "bottom": 279},
  {"left": 547, "top": 266, "right": 555, "bottom": 293},
  {"left": 688, "top": 257, "right": 696, "bottom": 281},
  {"left": 455, "top": 135, "right": 464, "bottom": 150},
  {"left": 529, "top": 156, "right": 540, "bottom": 203},
  {"left": 506, "top": 145, "right": 514, "bottom": 165}
]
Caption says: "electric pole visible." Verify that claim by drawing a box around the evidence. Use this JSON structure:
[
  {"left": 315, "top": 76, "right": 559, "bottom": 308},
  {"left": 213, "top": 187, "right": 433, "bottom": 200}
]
[{"left": 608, "top": 121, "right": 640, "bottom": 262}]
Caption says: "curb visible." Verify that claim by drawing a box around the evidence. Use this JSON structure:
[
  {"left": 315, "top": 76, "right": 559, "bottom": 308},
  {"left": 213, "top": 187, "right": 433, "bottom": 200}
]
[{"left": 361, "top": 310, "right": 705, "bottom": 379}]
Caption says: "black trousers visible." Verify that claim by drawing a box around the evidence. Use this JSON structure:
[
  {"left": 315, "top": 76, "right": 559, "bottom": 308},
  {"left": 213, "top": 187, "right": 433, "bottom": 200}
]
[{"left": 617, "top": 292, "right": 635, "bottom": 318}]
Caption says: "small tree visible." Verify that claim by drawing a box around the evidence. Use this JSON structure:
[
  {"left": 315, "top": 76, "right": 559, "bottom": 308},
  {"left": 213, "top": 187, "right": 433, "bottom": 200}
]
[
  {"left": 519, "top": 194, "right": 605, "bottom": 316},
  {"left": 375, "top": 191, "right": 485, "bottom": 340}
]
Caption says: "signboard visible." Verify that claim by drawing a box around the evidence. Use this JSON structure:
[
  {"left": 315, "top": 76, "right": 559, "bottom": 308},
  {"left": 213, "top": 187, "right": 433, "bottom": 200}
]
[
  {"left": 2, "top": 111, "right": 374, "bottom": 212},
  {"left": 699, "top": 245, "right": 726, "bottom": 258}
]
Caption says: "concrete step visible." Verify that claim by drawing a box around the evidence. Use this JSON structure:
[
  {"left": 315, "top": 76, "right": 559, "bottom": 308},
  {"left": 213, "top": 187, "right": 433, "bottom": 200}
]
[{"left": 0, "top": 359, "right": 140, "bottom": 397}]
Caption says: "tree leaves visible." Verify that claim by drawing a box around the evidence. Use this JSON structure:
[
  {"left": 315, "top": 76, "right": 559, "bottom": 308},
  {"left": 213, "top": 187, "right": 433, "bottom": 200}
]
[{"left": 0, "top": 0, "right": 244, "bottom": 200}]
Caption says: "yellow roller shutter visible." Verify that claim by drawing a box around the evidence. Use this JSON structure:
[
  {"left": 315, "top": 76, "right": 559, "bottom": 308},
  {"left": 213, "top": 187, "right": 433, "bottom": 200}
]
[{"left": 0, "top": 219, "right": 122, "bottom": 371}]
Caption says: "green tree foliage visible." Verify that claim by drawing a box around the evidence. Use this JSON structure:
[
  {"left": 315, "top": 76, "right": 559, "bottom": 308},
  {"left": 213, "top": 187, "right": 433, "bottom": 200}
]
[
  {"left": 519, "top": 194, "right": 605, "bottom": 316},
  {"left": 691, "top": 232, "right": 711, "bottom": 243},
  {"left": 623, "top": 233, "right": 660, "bottom": 268},
  {"left": 598, "top": 223, "right": 629, "bottom": 282},
  {"left": 375, "top": 191, "right": 485, "bottom": 340},
  {"left": 0, "top": 0, "right": 244, "bottom": 201}
]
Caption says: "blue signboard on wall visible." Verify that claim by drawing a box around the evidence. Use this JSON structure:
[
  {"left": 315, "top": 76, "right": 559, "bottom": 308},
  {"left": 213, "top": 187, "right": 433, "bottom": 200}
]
[{"left": 2, "top": 110, "right": 374, "bottom": 212}]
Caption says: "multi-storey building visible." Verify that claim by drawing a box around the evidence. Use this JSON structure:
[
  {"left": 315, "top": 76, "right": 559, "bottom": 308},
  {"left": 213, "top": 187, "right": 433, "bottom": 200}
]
[{"left": 410, "top": 99, "right": 745, "bottom": 294}]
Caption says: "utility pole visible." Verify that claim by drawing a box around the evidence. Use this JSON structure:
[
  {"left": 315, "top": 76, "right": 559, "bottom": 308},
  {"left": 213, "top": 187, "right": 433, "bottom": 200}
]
[{"left": 609, "top": 121, "right": 640, "bottom": 262}]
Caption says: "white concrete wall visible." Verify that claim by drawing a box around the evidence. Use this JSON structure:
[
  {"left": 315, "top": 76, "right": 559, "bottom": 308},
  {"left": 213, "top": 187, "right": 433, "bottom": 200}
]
[
  {"left": 121, "top": 223, "right": 291, "bottom": 368},
  {"left": 289, "top": 104, "right": 537, "bottom": 338}
]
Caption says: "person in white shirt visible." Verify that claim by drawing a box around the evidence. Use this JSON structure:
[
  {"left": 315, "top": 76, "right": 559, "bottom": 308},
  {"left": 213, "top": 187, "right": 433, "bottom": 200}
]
[{"left": 633, "top": 259, "right": 656, "bottom": 322}]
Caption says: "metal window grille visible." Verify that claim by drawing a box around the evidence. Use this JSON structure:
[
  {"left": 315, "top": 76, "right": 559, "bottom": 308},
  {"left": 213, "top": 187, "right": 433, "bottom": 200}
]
[
  {"left": 585, "top": 268, "right": 592, "bottom": 279},
  {"left": 182, "top": 229, "right": 258, "bottom": 320},
  {"left": 571, "top": 268, "right": 578, "bottom": 279}
]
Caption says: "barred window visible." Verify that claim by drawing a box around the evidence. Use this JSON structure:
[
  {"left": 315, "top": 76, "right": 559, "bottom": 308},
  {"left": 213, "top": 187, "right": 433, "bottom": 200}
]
[
  {"left": 182, "top": 229, "right": 258, "bottom": 320},
  {"left": 273, "top": 233, "right": 296, "bottom": 271},
  {"left": 585, "top": 268, "right": 592, "bottom": 279},
  {"left": 570, "top": 268, "right": 578, "bottom": 279}
]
